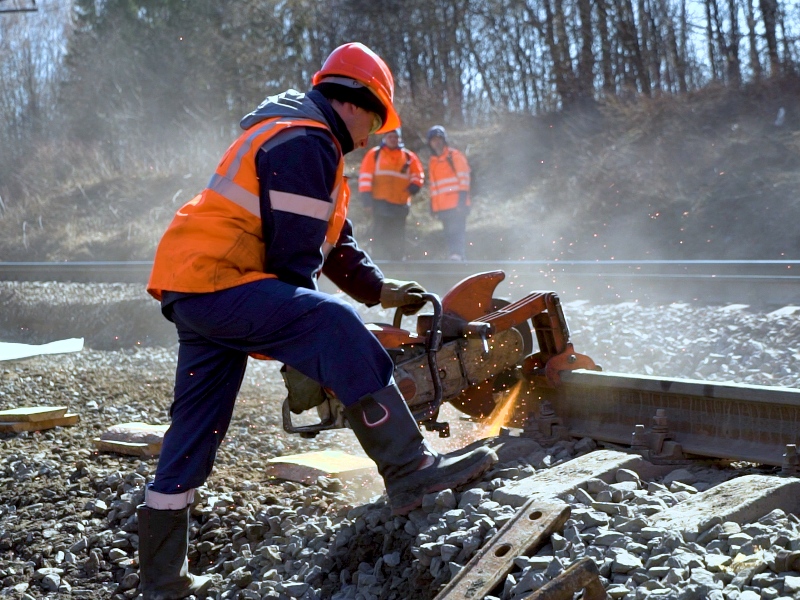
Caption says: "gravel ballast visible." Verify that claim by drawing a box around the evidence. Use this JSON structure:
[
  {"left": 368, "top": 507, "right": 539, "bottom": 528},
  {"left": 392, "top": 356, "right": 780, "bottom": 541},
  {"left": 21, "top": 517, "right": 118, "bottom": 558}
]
[{"left": 1, "top": 282, "right": 800, "bottom": 600}]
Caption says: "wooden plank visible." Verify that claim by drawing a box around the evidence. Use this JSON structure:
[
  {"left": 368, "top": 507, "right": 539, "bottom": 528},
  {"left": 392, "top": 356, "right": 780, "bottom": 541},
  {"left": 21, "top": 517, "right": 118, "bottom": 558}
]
[
  {"left": 649, "top": 475, "right": 800, "bottom": 539},
  {"left": 98, "top": 422, "right": 169, "bottom": 444},
  {"left": 0, "top": 406, "right": 68, "bottom": 422},
  {"left": 493, "top": 449, "right": 672, "bottom": 508},
  {"left": 0, "top": 413, "right": 79, "bottom": 433},
  {"left": 93, "top": 438, "right": 162, "bottom": 457},
  {"left": 265, "top": 450, "right": 375, "bottom": 484},
  {"left": 93, "top": 422, "right": 169, "bottom": 456}
]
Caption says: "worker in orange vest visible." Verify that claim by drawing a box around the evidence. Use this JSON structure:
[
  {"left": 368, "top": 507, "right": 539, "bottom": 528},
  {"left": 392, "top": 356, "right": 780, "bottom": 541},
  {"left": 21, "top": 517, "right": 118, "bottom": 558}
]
[
  {"left": 140, "top": 43, "right": 496, "bottom": 599},
  {"left": 427, "top": 125, "right": 471, "bottom": 261},
  {"left": 358, "top": 128, "right": 424, "bottom": 260}
]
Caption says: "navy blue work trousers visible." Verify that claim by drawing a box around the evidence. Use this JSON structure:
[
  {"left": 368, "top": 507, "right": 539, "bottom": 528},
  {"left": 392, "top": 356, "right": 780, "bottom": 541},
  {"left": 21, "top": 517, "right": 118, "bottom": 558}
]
[
  {"left": 151, "top": 279, "right": 394, "bottom": 494},
  {"left": 438, "top": 206, "right": 468, "bottom": 259},
  {"left": 371, "top": 200, "right": 410, "bottom": 261}
]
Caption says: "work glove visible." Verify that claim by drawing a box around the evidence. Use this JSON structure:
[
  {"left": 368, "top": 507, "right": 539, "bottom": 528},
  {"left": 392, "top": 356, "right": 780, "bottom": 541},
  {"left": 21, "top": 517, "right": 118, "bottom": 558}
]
[
  {"left": 281, "top": 364, "right": 330, "bottom": 414},
  {"left": 407, "top": 183, "right": 421, "bottom": 195},
  {"left": 458, "top": 191, "right": 469, "bottom": 208},
  {"left": 380, "top": 278, "right": 427, "bottom": 315}
]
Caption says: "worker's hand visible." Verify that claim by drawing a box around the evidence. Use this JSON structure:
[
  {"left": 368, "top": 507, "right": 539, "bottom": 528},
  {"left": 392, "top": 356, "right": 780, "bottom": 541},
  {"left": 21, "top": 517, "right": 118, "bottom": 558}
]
[
  {"left": 407, "top": 183, "right": 421, "bottom": 195},
  {"left": 281, "top": 365, "right": 328, "bottom": 414},
  {"left": 380, "top": 278, "right": 427, "bottom": 315},
  {"left": 458, "top": 191, "right": 469, "bottom": 207}
]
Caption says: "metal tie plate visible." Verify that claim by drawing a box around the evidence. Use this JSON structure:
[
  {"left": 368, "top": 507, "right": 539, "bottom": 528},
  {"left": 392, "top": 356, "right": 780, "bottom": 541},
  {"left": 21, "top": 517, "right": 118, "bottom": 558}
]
[{"left": 434, "top": 499, "right": 570, "bottom": 600}]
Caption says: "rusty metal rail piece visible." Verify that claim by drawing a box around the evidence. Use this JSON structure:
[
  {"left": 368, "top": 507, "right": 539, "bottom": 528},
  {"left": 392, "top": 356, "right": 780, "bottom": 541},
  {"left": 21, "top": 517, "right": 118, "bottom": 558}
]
[
  {"left": 534, "top": 370, "right": 800, "bottom": 466},
  {"left": 433, "top": 500, "right": 570, "bottom": 600},
  {"left": 523, "top": 557, "right": 607, "bottom": 600}
]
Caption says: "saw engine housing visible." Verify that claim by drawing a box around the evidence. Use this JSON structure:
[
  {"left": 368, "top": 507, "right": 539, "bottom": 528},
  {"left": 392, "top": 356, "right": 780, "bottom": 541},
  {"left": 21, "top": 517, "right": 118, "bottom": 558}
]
[{"left": 394, "top": 327, "right": 524, "bottom": 412}]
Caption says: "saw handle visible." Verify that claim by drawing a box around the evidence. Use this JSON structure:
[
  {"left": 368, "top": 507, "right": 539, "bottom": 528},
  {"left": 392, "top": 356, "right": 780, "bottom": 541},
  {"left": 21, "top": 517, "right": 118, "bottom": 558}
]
[
  {"left": 463, "top": 321, "right": 493, "bottom": 338},
  {"left": 462, "top": 321, "right": 492, "bottom": 356},
  {"left": 396, "top": 293, "right": 448, "bottom": 434}
]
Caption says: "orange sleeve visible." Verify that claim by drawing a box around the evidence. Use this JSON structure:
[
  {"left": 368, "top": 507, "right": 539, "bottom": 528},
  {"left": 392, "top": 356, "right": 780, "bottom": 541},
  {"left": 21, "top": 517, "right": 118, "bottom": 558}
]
[
  {"left": 452, "top": 150, "right": 470, "bottom": 192},
  {"left": 409, "top": 151, "right": 424, "bottom": 187}
]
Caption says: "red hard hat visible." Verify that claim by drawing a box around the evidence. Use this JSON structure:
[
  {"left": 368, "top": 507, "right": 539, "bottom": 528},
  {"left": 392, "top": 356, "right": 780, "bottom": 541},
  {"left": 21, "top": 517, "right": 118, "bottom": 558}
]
[{"left": 313, "top": 42, "right": 400, "bottom": 134}]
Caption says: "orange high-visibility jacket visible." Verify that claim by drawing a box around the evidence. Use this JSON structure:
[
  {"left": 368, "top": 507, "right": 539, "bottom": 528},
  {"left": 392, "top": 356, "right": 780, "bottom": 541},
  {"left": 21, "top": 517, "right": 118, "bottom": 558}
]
[
  {"left": 147, "top": 118, "right": 349, "bottom": 300},
  {"left": 428, "top": 147, "right": 470, "bottom": 213},
  {"left": 358, "top": 146, "right": 424, "bottom": 206}
]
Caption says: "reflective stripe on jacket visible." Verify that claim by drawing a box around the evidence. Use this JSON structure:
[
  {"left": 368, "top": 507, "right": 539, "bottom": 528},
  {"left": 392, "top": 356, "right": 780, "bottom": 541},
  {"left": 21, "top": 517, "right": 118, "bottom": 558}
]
[
  {"left": 147, "top": 117, "right": 349, "bottom": 300},
  {"left": 358, "top": 146, "right": 424, "bottom": 206},
  {"left": 428, "top": 147, "right": 470, "bottom": 213}
]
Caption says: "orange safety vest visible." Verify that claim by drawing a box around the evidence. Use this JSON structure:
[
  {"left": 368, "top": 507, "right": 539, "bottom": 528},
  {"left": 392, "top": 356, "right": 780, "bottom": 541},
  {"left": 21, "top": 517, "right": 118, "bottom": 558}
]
[
  {"left": 428, "top": 147, "right": 470, "bottom": 213},
  {"left": 358, "top": 146, "right": 424, "bottom": 206},
  {"left": 147, "top": 118, "right": 349, "bottom": 300}
]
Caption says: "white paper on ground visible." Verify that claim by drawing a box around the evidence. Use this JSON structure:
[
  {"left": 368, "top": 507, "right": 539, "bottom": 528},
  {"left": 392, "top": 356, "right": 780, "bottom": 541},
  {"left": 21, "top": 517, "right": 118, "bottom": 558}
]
[{"left": 0, "top": 338, "right": 84, "bottom": 362}]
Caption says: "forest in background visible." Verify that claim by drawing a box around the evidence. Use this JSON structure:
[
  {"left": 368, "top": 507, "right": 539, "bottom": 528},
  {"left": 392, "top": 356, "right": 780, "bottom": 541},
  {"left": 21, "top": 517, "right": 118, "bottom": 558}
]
[{"left": 0, "top": 0, "right": 799, "bottom": 262}]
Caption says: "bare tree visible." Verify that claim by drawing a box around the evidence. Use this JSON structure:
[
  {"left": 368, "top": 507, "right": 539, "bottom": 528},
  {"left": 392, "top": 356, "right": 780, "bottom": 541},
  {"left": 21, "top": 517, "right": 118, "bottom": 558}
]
[
  {"left": 4, "top": 0, "right": 800, "bottom": 200},
  {"left": 743, "top": 0, "right": 763, "bottom": 79},
  {"left": 616, "top": 0, "right": 651, "bottom": 94},
  {"left": 759, "top": 0, "right": 781, "bottom": 74},
  {"left": 596, "top": 0, "right": 617, "bottom": 94},
  {"left": 0, "top": 0, "right": 72, "bottom": 195}
]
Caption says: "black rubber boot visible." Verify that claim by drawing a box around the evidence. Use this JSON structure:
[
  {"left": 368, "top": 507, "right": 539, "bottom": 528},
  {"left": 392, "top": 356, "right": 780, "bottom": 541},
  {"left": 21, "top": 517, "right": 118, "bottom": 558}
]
[
  {"left": 344, "top": 383, "right": 497, "bottom": 515},
  {"left": 136, "top": 505, "right": 212, "bottom": 600}
]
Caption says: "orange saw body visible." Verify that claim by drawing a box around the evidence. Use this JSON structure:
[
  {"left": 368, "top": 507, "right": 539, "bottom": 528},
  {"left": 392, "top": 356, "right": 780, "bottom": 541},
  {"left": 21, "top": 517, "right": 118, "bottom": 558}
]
[{"left": 282, "top": 271, "right": 598, "bottom": 437}]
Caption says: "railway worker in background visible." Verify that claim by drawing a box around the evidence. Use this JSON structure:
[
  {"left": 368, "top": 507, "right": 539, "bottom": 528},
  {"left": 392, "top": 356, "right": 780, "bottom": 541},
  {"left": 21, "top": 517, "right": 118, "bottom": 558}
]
[
  {"left": 141, "top": 42, "right": 496, "bottom": 599},
  {"left": 358, "top": 128, "right": 424, "bottom": 260},
  {"left": 426, "top": 125, "right": 471, "bottom": 261}
]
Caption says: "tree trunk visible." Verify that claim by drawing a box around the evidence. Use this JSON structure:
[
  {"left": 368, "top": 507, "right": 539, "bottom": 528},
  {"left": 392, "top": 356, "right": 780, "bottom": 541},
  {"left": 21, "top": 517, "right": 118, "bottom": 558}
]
[
  {"left": 617, "top": 0, "right": 651, "bottom": 95},
  {"left": 704, "top": 0, "right": 719, "bottom": 80},
  {"left": 576, "top": 0, "right": 596, "bottom": 101},
  {"left": 726, "top": 0, "right": 741, "bottom": 85},
  {"left": 744, "top": 0, "right": 763, "bottom": 79},
  {"left": 659, "top": 0, "right": 688, "bottom": 92},
  {"left": 543, "top": 0, "right": 576, "bottom": 107},
  {"left": 777, "top": 5, "right": 796, "bottom": 68},
  {"left": 596, "top": 0, "right": 616, "bottom": 94},
  {"left": 637, "top": 0, "right": 656, "bottom": 91},
  {"left": 759, "top": 0, "right": 781, "bottom": 75}
]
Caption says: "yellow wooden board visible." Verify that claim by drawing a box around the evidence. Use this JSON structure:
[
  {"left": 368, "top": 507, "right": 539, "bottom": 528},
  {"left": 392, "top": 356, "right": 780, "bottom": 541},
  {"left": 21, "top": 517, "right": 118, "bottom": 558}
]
[
  {"left": 0, "top": 406, "right": 68, "bottom": 422},
  {"left": 0, "top": 413, "right": 79, "bottom": 433},
  {"left": 265, "top": 450, "right": 375, "bottom": 483}
]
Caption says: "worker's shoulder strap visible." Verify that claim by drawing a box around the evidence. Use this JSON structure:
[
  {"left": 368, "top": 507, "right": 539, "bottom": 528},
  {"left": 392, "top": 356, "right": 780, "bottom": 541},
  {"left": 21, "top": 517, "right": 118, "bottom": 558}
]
[
  {"left": 445, "top": 149, "right": 458, "bottom": 175},
  {"left": 401, "top": 148, "right": 412, "bottom": 173},
  {"left": 371, "top": 146, "right": 382, "bottom": 175}
]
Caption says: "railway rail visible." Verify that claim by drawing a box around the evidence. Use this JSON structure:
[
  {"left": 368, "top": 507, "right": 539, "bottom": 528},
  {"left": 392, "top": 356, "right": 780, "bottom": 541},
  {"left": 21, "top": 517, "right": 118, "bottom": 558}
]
[
  {"left": 2, "top": 259, "right": 800, "bottom": 305},
  {"left": 438, "top": 367, "right": 800, "bottom": 596},
  {"left": 2, "top": 259, "right": 799, "bottom": 471},
  {"left": 517, "top": 370, "right": 800, "bottom": 472}
]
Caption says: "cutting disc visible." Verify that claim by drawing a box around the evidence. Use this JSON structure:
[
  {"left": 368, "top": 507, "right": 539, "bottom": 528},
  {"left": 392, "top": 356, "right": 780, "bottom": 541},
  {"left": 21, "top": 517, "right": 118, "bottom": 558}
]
[{"left": 447, "top": 298, "right": 533, "bottom": 418}]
